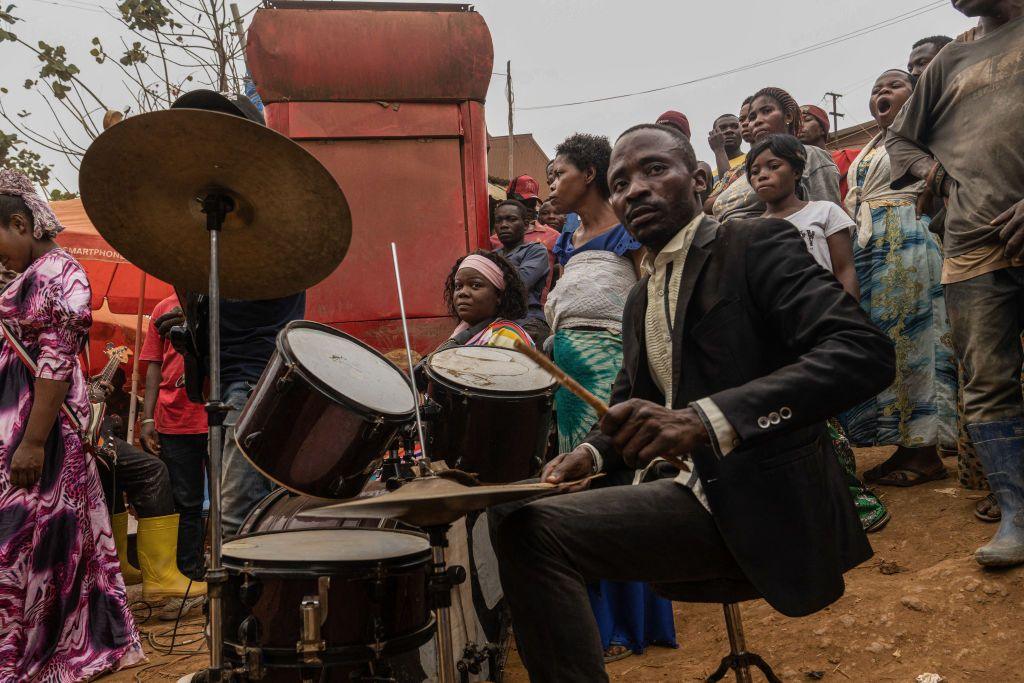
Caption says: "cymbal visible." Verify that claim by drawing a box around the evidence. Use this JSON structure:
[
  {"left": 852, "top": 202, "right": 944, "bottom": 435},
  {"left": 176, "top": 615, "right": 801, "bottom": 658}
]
[
  {"left": 79, "top": 109, "right": 351, "bottom": 300},
  {"left": 299, "top": 476, "right": 558, "bottom": 528}
]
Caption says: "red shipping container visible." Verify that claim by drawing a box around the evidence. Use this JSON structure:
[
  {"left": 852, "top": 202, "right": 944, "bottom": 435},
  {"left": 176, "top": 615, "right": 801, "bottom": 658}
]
[{"left": 247, "top": 2, "right": 494, "bottom": 357}]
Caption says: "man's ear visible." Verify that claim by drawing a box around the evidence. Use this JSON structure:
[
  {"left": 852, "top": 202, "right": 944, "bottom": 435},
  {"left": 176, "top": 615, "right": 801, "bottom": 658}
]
[{"left": 692, "top": 165, "right": 709, "bottom": 196}]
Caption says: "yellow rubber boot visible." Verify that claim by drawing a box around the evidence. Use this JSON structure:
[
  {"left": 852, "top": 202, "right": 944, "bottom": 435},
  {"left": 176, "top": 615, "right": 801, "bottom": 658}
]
[
  {"left": 111, "top": 512, "right": 142, "bottom": 586},
  {"left": 137, "top": 514, "right": 208, "bottom": 601}
]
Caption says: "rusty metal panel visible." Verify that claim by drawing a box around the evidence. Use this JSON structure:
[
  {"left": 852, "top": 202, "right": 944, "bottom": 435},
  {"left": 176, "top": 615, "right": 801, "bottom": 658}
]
[
  {"left": 247, "top": 7, "right": 493, "bottom": 103},
  {"left": 302, "top": 137, "right": 469, "bottom": 325},
  {"left": 337, "top": 316, "right": 455, "bottom": 359},
  {"left": 265, "top": 102, "right": 463, "bottom": 140}
]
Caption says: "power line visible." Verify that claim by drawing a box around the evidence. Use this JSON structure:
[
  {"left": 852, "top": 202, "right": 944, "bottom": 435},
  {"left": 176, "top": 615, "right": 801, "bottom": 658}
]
[{"left": 516, "top": 1, "right": 946, "bottom": 111}]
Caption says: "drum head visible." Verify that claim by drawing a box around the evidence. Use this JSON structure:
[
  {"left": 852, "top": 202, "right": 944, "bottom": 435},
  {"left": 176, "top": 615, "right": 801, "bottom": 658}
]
[
  {"left": 283, "top": 323, "right": 416, "bottom": 416},
  {"left": 223, "top": 529, "right": 428, "bottom": 566},
  {"left": 427, "top": 346, "right": 556, "bottom": 395}
]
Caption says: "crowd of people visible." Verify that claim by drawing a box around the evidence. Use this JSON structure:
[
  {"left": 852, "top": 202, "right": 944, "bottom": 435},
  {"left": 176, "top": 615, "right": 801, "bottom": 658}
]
[{"left": 0, "top": 1, "right": 1021, "bottom": 680}]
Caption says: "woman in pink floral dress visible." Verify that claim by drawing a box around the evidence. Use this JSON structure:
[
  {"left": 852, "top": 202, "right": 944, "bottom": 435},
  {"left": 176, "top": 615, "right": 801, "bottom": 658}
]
[{"left": 0, "top": 169, "right": 143, "bottom": 681}]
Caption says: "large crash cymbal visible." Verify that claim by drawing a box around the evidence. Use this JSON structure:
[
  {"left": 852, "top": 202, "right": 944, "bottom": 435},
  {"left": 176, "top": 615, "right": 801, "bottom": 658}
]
[
  {"left": 299, "top": 476, "right": 559, "bottom": 528},
  {"left": 79, "top": 108, "right": 351, "bottom": 300}
]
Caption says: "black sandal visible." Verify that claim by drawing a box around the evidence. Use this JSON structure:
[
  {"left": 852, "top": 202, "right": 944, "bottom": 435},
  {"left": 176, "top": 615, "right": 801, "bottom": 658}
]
[
  {"left": 974, "top": 492, "right": 1001, "bottom": 523},
  {"left": 873, "top": 466, "right": 948, "bottom": 488}
]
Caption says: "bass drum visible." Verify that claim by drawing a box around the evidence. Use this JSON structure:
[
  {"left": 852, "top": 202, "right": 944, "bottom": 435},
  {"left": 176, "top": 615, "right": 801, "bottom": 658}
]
[
  {"left": 425, "top": 345, "right": 556, "bottom": 483},
  {"left": 238, "top": 487, "right": 396, "bottom": 535},
  {"left": 235, "top": 321, "right": 416, "bottom": 499}
]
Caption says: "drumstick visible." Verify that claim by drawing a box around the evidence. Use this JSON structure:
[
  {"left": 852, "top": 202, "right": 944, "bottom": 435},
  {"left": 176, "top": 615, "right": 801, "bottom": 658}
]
[
  {"left": 514, "top": 339, "right": 693, "bottom": 472},
  {"left": 513, "top": 339, "right": 608, "bottom": 417}
]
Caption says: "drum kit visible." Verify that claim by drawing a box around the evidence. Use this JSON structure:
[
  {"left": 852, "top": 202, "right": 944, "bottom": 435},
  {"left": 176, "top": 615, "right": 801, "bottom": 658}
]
[{"left": 79, "top": 101, "right": 563, "bottom": 683}]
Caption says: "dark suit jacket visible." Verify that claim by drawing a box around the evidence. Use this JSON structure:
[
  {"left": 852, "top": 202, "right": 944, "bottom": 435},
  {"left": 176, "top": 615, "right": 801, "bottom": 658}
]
[{"left": 585, "top": 215, "right": 895, "bottom": 617}]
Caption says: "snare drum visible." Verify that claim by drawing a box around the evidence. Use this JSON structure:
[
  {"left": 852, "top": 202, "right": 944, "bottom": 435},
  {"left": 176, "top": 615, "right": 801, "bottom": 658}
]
[
  {"left": 222, "top": 528, "right": 434, "bottom": 670},
  {"left": 424, "top": 345, "right": 556, "bottom": 483},
  {"left": 235, "top": 321, "right": 416, "bottom": 499}
]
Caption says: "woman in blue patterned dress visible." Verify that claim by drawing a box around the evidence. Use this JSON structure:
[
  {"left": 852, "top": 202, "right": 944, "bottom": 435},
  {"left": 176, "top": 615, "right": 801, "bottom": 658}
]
[{"left": 840, "top": 70, "right": 956, "bottom": 487}]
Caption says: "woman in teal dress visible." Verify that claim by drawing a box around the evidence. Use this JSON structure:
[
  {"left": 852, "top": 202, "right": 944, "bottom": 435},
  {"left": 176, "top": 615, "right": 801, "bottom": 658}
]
[
  {"left": 545, "top": 133, "right": 675, "bottom": 662},
  {"left": 840, "top": 69, "right": 956, "bottom": 486}
]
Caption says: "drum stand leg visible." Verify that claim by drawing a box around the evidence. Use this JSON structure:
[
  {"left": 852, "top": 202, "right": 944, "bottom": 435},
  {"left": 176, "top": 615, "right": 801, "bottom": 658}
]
[
  {"left": 425, "top": 525, "right": 466, "bottom": 683},
  {"left": 202, "top": 193, "right": 234, "bottom": 682}
]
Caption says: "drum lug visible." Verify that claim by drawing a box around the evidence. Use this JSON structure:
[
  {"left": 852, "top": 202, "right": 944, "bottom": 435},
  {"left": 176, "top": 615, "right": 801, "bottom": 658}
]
[
  {"left": 243, "top": 645, "right": 265, "bottom": 680},
  {"left": 297, "top": 596, "right": 326, "bottom": 665},
  {"left": 237, "top": 615, "right": 265, "bottom": 680},
  {"left": 276, "top": 363, "right": 298, "bottom": 392},
  {"left": 363, "top": 415, "right": 386, "bottom": 440},
  {"left": 369, "top": 565, "right": 387, "bottom": 659}
]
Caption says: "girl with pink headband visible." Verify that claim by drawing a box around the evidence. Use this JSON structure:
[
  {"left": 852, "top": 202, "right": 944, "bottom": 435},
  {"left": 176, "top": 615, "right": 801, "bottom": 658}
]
[{"left": 439, "top": 250, "right": 534, "bottom": 351}]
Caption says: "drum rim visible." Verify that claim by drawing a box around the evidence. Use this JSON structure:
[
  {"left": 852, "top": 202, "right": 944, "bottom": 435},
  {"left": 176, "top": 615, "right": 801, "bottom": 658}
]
[
  {"left": 233, "top": 435, "right": 387, "bottom": 501},
  {"left": 277, "top": 320, "right": 417, "bottom": 419},
  {"left": 237, "top": 487, "right": 340, "bottom": 535},
  {"left": 222, "top": 527, "right": 431, "bottom": 573},
  {"left": 424, "top": 347, "right": 557, "bottom": 398}
]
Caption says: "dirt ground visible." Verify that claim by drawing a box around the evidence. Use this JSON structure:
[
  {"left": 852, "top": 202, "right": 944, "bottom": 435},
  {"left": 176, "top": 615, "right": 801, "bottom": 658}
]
[{"left": 102, "top": 446, "right": 1024, "bottom": 683}]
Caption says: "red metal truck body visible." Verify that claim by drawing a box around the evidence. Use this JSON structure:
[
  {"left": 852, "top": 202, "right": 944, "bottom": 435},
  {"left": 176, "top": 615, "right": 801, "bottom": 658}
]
[{"left": 246, "top": 2, "right": 493, "bottom": 357}]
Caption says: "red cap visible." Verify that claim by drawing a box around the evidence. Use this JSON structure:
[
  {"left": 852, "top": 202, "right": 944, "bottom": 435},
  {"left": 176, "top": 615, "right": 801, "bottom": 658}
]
[
  {"left": 801, "top": 105, "right": 830, "bottom": 134},
  {"left": 656, "top": 110, "right": 691, "bottom": 139},
  {"left": 507, "top": 175, "right": 540, "bottom": 201}
]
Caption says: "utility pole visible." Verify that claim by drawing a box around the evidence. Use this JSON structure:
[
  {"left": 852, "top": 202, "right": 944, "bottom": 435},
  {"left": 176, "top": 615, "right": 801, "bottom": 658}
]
[
  {"left": 506, "top": 60, "right": 514, "bottom": 184},
  {"left": 824, "top": 92, "right": 845, "bottom": 138},
  {"left": 231, "top": 3, "right": 246, "bottom": 50}
]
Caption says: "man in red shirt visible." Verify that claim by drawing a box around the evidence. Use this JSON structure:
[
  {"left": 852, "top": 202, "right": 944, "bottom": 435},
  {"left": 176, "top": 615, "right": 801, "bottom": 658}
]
[
  {"left": 140, "top": 294, "right": 209, "bottom": 613},
  {"left": 799, "top": 104, "right": 859, "bottom": 203}
]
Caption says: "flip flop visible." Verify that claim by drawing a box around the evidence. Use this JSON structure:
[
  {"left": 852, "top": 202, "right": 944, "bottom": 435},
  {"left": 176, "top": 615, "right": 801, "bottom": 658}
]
[
  {"left": 603, "top": 645, "right": 633, "bottom": 664},
  {"left": 873, "top": 466, "right": 949, "bottom": 488},
  {"left": 863, "top": 509, "right": 892, "bottom": 533},
  {"left": 863, "top": 458, "right": 903, "bottom": 483},
  {"left": 974, "top": 492, "right": 1001, "bottom": 523}
]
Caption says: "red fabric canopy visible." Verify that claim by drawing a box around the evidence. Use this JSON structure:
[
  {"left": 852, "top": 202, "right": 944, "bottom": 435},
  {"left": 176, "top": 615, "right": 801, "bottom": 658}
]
[{"left": 52, "top": 198, "right": 174, "bottom": 314}]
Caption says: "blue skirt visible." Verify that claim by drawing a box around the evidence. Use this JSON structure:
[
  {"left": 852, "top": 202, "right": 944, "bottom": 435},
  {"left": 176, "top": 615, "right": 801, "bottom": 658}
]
[{"left": 587, "top": 580, "right": 678, "bottom": 653}]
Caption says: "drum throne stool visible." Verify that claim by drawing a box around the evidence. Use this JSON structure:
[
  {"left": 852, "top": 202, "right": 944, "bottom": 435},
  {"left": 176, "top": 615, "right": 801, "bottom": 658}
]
[{"left": 652, "top": 579, "right": 781, "bottom": 683}]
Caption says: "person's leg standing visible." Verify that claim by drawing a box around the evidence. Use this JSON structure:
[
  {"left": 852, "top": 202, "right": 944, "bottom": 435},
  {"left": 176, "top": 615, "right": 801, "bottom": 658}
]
[
  {"left": 160, "top": 432, "right": 208, "bottom": 580},
  {"left": 488, "top": 478, "right": 744, "bottom": 682},
  {"left": 112, "top": 439, "right": 176, "bottom": 518},
  {"left": 219, "top": 380, "right": 273, "bottom": 537},
  {"left": 946, "top": 267, "right": 1024, "bottom": 566}
]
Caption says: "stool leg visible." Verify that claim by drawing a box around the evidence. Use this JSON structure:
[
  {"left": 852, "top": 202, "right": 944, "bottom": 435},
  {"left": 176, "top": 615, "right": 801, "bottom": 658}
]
[{"left": 722, "top": 604, "right": 753, "bottom": 683}]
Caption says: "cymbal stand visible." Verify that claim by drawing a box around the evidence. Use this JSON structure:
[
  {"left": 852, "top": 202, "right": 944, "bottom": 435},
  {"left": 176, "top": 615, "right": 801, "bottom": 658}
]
[
  {"left": 202, "top": 192, "right": 235, "bottom": 682},
  {"left": 424, "top": 525, "right": 466, "bottom": 683}
]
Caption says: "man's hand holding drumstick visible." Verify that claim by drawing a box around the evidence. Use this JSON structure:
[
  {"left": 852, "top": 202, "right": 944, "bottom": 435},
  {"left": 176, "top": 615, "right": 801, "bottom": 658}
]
[{"left": 515, "top": 341, "right": 710, "bottom": 488}]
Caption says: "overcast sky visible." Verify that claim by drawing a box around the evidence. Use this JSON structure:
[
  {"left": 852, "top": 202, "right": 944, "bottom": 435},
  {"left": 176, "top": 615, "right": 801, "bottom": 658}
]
[{"left": 1, "top": 0, "right": 972, "bottom": 190}]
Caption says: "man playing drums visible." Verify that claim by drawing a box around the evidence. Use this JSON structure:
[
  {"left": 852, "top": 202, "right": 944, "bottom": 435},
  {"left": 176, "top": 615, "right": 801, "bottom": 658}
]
[{"left": 488, "top": 123, "right": 896, "bottom": 682}]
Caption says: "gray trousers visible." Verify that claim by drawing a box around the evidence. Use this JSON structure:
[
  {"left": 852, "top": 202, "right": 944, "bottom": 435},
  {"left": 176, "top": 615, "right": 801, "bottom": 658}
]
[
  {"left": 945, "top": 267, "right": 1024, "bottom": 425},
  {"left": 220, "top": 381, "right": 274, "bottom": 537},
  {"left": 488, "top": 475, "right": 745, "bottom": 683}
]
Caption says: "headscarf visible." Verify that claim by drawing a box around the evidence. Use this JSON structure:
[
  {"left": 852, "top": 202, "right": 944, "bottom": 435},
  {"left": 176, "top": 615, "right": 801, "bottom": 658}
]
[
  {"left": 750, "top": 87, "right": 802, "bottom": 137},
  {"left": 0, "top": 169, "right": 64, "bottom": 239},
  {"left": 458, "top": 254, "right": 506, "bottom": 291},
  {"left": 801, "top": 105, "right": 830, "bottom": 134},
  {"left": 448, "top": 254, "right": 507, "bottom": 340}
]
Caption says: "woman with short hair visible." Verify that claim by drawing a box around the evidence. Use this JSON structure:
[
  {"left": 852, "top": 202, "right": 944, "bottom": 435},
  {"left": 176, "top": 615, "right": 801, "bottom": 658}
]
[{"left": 545, "top": 133, "right": 675, "bottom": 663}]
